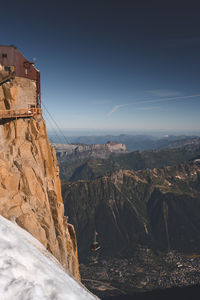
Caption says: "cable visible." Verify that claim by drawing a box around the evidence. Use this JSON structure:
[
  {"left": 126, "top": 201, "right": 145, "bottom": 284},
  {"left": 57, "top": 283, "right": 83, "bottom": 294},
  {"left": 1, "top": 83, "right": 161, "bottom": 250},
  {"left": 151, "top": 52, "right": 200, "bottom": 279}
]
[
  {"left": 42, "top": 102, "right": 69, "bottom": 144},
  {"left": 43, "top": 110, "right": 60, "bottom": 143},
  {"left": 42, "top": 102, "right": 70, "bottom": 144},
  {"left": 43, "top": 110, "right": 63, "bottom": 144}
]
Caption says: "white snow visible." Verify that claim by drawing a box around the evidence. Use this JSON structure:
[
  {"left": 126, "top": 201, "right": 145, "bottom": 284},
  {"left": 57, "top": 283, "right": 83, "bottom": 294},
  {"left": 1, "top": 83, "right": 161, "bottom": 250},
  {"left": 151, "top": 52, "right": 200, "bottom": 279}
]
[{"left": 0, "top": 216, "right": 99, "bottom": 300}]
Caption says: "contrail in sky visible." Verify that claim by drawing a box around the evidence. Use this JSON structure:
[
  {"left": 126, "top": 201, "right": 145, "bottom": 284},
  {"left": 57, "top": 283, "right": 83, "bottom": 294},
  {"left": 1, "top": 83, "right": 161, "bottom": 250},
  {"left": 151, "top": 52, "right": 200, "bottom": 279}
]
[
  {"left": 107, "top": 104, "right": 129, "bottom": 116},
  {"left": 139, "top": 94, "right": 200, "bottom": 104},
  {"left": 107, "top": 94, "right": 200, "bottom": 116}
]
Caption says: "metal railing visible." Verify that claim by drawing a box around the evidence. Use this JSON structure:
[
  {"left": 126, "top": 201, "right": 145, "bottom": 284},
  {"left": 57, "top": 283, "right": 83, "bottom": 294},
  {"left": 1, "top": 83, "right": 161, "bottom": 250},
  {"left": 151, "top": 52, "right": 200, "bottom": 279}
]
[{"left": 0, "top": 108, "right": 42, "bottom": 119}]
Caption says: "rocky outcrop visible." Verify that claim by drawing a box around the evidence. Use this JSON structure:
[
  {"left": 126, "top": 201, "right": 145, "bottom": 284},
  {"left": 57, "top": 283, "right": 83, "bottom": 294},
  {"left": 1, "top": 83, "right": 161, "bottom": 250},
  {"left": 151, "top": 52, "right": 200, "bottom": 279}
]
[
  {"left": 54, "top": 141, "right": 128, "bottom": 161},
  {"left": 0, "top": 115, "right": 80, "bottom": 279}
]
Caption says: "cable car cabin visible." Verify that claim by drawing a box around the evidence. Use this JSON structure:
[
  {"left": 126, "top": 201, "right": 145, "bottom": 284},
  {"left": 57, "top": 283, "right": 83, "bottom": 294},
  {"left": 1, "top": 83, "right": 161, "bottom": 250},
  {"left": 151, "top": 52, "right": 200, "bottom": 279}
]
[
  {"left": 90, "top": 231, "right": 101, "bottom": 252},
  {"left": 90, "top": 241, "right": 101, "bottom": 252},
  {"left": 0, "top": 45, "right": 42, "bottom": 120}
]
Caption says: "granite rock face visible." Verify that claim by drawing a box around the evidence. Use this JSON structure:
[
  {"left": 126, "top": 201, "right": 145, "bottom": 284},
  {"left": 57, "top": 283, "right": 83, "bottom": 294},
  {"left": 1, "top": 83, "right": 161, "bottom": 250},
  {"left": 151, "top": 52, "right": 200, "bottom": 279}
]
[{"left": 0, "top": 115, "right": 80, "bottom": 279}]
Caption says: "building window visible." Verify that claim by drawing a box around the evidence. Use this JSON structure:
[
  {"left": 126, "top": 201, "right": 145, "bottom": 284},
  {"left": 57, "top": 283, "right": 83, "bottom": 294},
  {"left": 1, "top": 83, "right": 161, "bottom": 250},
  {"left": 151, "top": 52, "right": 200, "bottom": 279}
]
[
  {"left": 25, "top": 68, "right": 28, "bottom": 75},
  {"left": 2, "top": 53, "right": 7, "bottom": 58}
]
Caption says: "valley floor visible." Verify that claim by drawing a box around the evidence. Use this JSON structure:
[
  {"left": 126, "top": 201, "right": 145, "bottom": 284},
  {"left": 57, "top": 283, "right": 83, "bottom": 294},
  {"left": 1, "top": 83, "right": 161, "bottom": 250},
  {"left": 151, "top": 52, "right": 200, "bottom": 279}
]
[
  {"left": 80, "top": 246, "right": 200, "bottom": 298},
  {"left": 101, "top": 284, "right": 200, "bottom": 300}
]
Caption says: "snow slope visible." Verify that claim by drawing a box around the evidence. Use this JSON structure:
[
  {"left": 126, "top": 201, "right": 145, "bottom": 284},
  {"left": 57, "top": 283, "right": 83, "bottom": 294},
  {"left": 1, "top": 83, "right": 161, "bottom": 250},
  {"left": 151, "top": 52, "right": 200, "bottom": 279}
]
[{"left": 0, "top": 216, "right": 99, "bottom": 300}]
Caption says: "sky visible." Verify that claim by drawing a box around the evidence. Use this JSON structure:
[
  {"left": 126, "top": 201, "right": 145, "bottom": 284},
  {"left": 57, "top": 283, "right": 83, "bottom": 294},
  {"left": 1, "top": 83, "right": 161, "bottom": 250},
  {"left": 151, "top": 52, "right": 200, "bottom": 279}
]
[{"left": 1, "top": 0, "right": 200, "bottom": 134}]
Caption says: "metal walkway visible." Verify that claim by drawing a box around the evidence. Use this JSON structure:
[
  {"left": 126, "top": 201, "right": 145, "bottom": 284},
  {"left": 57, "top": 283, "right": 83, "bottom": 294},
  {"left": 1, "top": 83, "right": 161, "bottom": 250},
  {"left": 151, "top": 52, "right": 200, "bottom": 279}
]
[{"left": 0, "top": 108, "right": 42, "bottom": 119}]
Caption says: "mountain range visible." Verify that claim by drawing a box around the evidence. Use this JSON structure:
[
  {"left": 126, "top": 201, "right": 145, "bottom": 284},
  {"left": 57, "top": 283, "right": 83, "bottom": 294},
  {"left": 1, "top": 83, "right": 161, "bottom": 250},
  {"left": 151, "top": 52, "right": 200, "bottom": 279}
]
[
  {"left": 57, "top": 138, "right": 200, "bottom": 182},
  {"left": 57, "top": 137, "right": 200, "bottom": 297},
  {"left": 62, "top": 160, "right": 200, "bottom": 260},
  {"left": 50, "top": 134, "right": 200, "bottom": 151}
]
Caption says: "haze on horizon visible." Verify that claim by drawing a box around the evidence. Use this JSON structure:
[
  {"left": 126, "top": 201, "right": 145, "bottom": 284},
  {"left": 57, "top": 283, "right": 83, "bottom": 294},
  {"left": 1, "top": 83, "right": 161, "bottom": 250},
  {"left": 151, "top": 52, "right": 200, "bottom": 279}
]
[{"left": 1, "top": 1, "right": 200, "bottom": 134}]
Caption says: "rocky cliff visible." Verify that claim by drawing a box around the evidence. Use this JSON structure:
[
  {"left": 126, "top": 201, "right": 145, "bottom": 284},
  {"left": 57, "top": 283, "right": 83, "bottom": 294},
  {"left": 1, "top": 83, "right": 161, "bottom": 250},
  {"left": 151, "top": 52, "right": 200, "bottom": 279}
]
[
  {"left": 0, "top": 115, "right": 80, "bottom": 279},
  {"left": 54, "top": 141, "right": 128, "bottom": 161}
]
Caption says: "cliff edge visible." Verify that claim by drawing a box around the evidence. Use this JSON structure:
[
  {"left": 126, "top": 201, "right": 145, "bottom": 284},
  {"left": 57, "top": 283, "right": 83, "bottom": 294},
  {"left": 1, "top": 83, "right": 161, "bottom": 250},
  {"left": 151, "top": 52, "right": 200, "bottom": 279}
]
[
  {"left": 54, "top": 141, "right": 128, "bottom": 161},
  {"left": 0, "top": 115, "right": 80, "bottom": 279}
]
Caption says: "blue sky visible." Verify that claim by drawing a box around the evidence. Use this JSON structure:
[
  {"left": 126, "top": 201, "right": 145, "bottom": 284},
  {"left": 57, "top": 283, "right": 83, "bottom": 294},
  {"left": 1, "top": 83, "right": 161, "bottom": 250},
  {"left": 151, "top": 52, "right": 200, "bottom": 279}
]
[{"left": 1, "top": 0, "right": 200, "bottom": 133}]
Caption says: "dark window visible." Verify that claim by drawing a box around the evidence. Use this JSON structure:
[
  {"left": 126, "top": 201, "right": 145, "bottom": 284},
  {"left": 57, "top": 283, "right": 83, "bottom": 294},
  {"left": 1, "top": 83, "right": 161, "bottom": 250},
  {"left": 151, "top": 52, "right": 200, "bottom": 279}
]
[{"left": 2, "top": 53, "right": 7, "bottom": 58}]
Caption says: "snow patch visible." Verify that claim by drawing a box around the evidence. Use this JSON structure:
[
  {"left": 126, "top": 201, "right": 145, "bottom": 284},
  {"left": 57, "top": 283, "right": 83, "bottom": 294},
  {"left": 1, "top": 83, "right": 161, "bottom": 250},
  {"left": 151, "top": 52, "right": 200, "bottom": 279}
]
[{"left": 0, "top": 216, "right": 99, "bottom": 300}]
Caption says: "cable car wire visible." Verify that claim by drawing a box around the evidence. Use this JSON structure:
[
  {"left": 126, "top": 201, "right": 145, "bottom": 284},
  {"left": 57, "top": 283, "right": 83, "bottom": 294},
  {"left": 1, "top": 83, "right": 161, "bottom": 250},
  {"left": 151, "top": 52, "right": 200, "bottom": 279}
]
[
  {"left": 42, "top": 102, "right": 70, "bottom": 144},
  {"left": 43, "top": 110, "right": 63, "bottom": 144}
]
